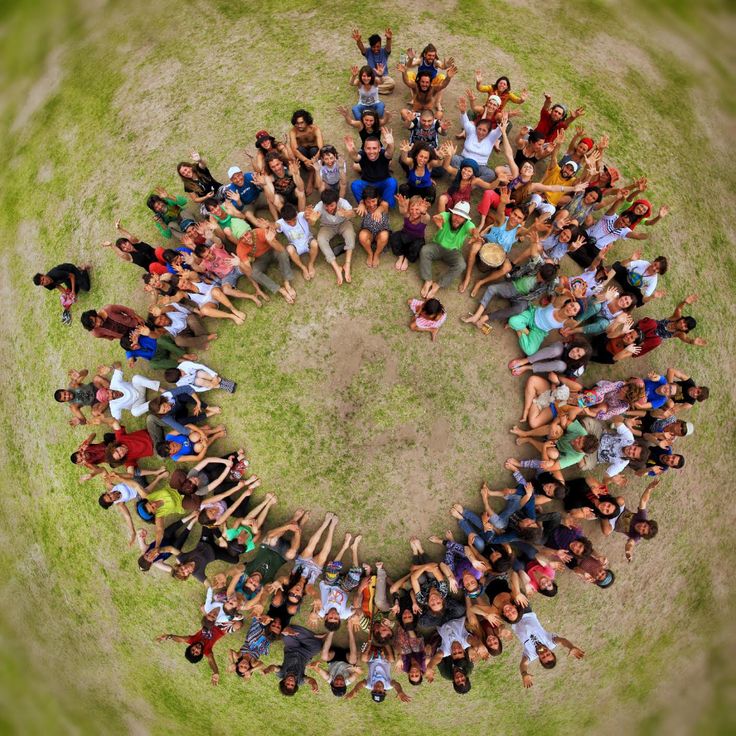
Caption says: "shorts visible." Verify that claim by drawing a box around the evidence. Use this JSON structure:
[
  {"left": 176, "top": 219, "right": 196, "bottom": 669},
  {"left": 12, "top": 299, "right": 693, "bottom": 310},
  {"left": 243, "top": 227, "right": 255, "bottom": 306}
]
[
  {"left": 218, "top": 267, "right": 243, "bottom": 288},
  {"left": 287, "top": 239, "right": 312, "bottom": 257},
  {"left": 324, "top": 561, "right": 363, "bottom": 590},
  {"left": 294, "top": 556, "right": 323, "bottom": 584}
]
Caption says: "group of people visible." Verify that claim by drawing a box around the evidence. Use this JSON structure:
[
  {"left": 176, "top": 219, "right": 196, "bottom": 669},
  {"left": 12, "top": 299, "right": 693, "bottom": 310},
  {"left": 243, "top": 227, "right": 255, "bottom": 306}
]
[{"left": 42, "top": 26, "right": 709, "bottom": 701}]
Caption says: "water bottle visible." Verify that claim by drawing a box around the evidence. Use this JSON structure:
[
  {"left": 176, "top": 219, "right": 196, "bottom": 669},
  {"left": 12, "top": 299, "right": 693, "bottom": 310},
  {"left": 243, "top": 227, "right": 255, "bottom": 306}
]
[{"left": 399, "top": 50, "right": 408, "bottom": 66}]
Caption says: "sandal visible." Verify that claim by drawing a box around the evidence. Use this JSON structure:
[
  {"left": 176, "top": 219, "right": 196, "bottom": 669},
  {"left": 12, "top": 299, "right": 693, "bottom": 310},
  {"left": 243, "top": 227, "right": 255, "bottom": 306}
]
[{"left": 480, "top": 323, "right": 492, "bottom": 336}]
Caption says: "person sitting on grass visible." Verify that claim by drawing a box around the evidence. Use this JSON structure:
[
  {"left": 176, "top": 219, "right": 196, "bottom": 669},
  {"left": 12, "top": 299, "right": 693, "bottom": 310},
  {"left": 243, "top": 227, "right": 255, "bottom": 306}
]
[
  {"left": 508, "top": 294, "right": 582, "bottom": 356},
  {"left": 390, "top": 193, "right": 431, "bottom": 272},
  {"left": 463, "top": 262, "right": 560, "bottom": 334},
  {"left": 262, "top": 625, "right": 325, "bottom": 696},
  {"left": 404, "top": 42, "right": 456, "bottom": 111},
  {"left": 356, "top": 185, "right": 391, "bottom": 268},
  {"left": 308, "top": 628, "right": 362, "bottom": 697},
  {"left": 397, "top": 140, "right": 449, "bottom": 203},
  {"left": 349, "top": 64, "right": 387, "bottom": 122},
  {"left": 54, "top": 366, "right": 111, "bottom": 426},
  {"left": 419, "top": 201, "right": 478, "bottom": 299},
  {"left": 408, "top": 297, "right": 447, "bottom": 342},
  {"left": 345, "top": 129, "right": 397, "bottom": 208},
  {"left": 164, "top": 359, "right": 236, "bottom": 394},
  {"left": 274, "top": 203, "right": 319, "bottom": 282},
  {"left": 345, "top": 649, "right": 411, "bottom": 703},
  {"left": 352, "top": 27, "right": 394, "bottom": 94},
  {"left": 307, "top": 188, "right": 357, "bottom": 285},
  {"left": 100, "top": 219, "right": 162, "bottom": 273},
  {"left": 500, "top": 603, "right": 585, "bottom": 688},
  {"left": 146, "top": 188, "right": 189, "bottom": 240},
  {"left": 310, "top": 145, "right": 347, "bottom": 198},
  {"left": 289, "top": 109, "right": 323, "bottom": 196},
  {"left": 155, "top": 423, "right": 227, "bottom": 463},
  {"left": 156, "top": 609, "right": 239, "bottom": 686},
  {"left": 397, "top": 62, "right": 457, "bottom": 120}
]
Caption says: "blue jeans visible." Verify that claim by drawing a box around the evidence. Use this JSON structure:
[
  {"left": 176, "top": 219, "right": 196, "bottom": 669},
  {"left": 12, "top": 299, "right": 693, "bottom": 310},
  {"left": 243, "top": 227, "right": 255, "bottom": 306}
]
[
  {"left": 351, "top": 177, "right": 398, "bottom": 208},
  {"left": 352, "top": 101, "right": 385, "bottom": 120},
  {"left": 459, "top": 509, "right": 487, "bottom": 552}
]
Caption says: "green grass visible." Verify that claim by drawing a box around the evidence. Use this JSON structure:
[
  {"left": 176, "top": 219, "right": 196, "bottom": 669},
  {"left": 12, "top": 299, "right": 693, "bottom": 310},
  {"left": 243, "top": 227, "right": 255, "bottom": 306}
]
[{"left": 1, "top": 0, "right": 735, "bottom": 734}]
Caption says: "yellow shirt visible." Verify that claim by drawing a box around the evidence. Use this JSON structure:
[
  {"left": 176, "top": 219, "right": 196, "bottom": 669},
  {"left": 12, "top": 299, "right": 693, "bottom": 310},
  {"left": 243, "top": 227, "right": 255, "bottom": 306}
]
[{"left": 541, "top": 163, "right": 578, "bottom": 206}]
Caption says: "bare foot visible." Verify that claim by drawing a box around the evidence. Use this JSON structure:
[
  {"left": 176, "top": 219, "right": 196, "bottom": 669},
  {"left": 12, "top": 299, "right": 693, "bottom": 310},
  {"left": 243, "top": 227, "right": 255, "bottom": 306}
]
[
  {"left": 352, "top": 534, "right": 363, "bottom": 547},
  {"left": 400, "top": 259, "right": 409, "bottom": 271},
  {"left": 510, "top": 426, "right": 525, "bottom": 436},
  {"left": 428, "top": 535, "right": 443, "bottom": 545},
  {"left": 344, "top": 267, "right": 352, "bottom": 283},
  {"left": 458, "top": 280, "right": 469, "bottom": 294},
  {"left": 427, "top": 282, "right": 440, "bottom": 299},
  {"left": 449, "top": 504, "right": 464, "bottom": 520},
  {"left": 420, "top": 281, "right": 432, "bottom": 298},
  {"left": 461, "top": 313, "right": 477, "bottom": 324},
  {"left": 470, "top": 283, "right": 481, "bottom": 298},
  {"left": 335, "top": 267, "right": 343, "bottom": 286}
]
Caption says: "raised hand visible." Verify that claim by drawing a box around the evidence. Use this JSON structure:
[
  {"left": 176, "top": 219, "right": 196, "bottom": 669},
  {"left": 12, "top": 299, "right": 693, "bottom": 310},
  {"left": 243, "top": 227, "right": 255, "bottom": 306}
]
[
  {"left": 384, "top": 27, "right": 392, "bottom": 39},
  {"left": 351, "top": 64, "right": 359, "bottom": 76},
  {"left": 684, "top": 293, "right": 699, "bottom": 305},
  {"left": 352, "top": 28, "right": 361, "bottom": 41},
  {"left": 446, "top": 64, "right": 458, "bottom": 78},
  {"left": 396, "top": 62, "right": 406, "bottom": 73},
  {"left": 399, "top": 140, "right": 411, "bottom": 153},
  {"left": 658, "top": 204, "right": 670, "bottom": 218},
  {"left": 474, "top": 68, "right": 483, "bottom": 83},
  {"left": 383, "top": 127, "right": 394, "bottom": 145},
  {"left": 375, "top": 62, "right": 385, "bottom": 76}
]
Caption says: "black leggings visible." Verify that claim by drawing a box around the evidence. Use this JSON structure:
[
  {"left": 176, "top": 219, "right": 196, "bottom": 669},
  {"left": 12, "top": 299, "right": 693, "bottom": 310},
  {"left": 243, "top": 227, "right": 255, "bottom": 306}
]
[
  {"left": 389, "top": 231, "right": 425, "bottom": 262},
  {"left": 160, "top": 519, "right": 192, "bottom": 549}
]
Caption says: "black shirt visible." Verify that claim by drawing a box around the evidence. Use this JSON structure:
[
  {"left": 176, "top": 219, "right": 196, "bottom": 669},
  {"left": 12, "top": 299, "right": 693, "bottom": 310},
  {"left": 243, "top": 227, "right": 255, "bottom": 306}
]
[
  {"left": 674, "top": 378, "right": 696, "bottom": 404},
  {"left": 129, "top": 242, "right": 157, "bottom": 270},
  {"left": 358, "top": 150, "right": 391, "bottom": 182}
]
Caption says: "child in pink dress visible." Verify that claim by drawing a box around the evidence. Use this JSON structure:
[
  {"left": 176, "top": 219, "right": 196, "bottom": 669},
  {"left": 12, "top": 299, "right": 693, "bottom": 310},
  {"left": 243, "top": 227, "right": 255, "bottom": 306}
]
[{"left": 408, "top": 298, "right": 447, "bottom": 342}]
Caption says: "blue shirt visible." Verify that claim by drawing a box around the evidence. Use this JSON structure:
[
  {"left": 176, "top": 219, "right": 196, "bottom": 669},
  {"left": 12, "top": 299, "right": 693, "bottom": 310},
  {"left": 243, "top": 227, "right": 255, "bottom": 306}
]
[
  {"left": 484, "top": 217, "right": 521, "bottom": 253},
  {"left": 125, "top": 334, "right": 158, "bottom": 362},
  {"left": 644, "top": 376, "right": 668, "bottom": 409},
  {"left": 226, "top": 173, "right": 261, "bottom": 207},
  {"left": 363, "top": 46, "right": 390, "bottom": 72},
  {"left": 165, "top": 432, "right": 193, "bottom": 461}
]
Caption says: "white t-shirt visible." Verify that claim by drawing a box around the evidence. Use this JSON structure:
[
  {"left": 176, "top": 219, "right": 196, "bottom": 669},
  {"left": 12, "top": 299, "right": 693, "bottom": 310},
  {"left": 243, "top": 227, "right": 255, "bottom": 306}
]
[
  {"left": 318, "top": 582, "right": 353, "bottom": 619},
  {"left": 276, "top": 212, "right": 312, "bottom": 255},
  {"left": 108, "top": 370, "right": 150, "bottom": 420},
  {"left": 314, "top": 199, "right": 352, "bottom": 226},
  {"left": 111, "top": 482, "right": 138, "bottom": 504},
  {"left": 511, "top": 612, "right": 557, "bottom": 662},
  {"left": 358, "top": 85, "right": 380, "bottom": 107},
  {"left": 460, "top": 112, "right": 501, "bottom": 166},
  {"left": 568, "top": 268, "right": 605, "bottom": 297},
  {"left": 586, "top": 215, "right": 631, "bottom": 251},
  {"left": 602, "top": 423, "right": 635, "bottom": 477},
  {"left": 366, "top": 656, "right": 393, "bottom": 690},
  {"left": 176, "top": 360, "right": 218, "bottom": 393},
  {"left": 625, "top": 260, "right": 657, "bottom": 297},
  {"left": 438, "top": 617, "right": 471, "bottom": 656},
  {"left": 164, "top": 304, "right": 191, "bottom": 336}
]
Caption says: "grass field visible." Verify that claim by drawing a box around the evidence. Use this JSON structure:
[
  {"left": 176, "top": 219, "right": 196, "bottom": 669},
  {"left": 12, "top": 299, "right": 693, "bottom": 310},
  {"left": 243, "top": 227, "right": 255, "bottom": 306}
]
[{"left": 1, "top": 1, "right": 735, "bottom": 734}]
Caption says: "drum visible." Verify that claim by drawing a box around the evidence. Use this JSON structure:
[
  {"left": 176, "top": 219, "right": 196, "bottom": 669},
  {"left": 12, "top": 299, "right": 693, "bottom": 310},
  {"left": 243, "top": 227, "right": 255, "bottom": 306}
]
[{"left": 478, "top": 242, "right": 506, "bottom": 270}]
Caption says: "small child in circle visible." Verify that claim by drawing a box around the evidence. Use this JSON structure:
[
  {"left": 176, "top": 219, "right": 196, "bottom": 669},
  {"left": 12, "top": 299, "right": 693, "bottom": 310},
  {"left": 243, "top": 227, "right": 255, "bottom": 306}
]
[{"left": 408, "top": 297, "right": 447, "bottom": 342}]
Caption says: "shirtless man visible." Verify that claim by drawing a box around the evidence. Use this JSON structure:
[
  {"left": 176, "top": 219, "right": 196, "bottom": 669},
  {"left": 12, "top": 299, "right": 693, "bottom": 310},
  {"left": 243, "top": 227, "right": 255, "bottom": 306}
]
[
  {"left": 289, "top": 109, "right": 324, "bottom": 196},
  {"left": 397, "top": 62, "right": 457, "bottom": 120}
]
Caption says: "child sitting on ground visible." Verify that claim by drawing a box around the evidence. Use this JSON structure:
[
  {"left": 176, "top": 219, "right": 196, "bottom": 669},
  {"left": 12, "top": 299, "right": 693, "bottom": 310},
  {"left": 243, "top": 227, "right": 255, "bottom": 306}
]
[
  {"left": 408, "top": 298, "right": 447, "bottom": 342},
  {"left": 312, "top": 145, "right": 347, "bottom": 198},
  {"left": 164, "top": 360, "right": 236, "bottom": 394},
  {"left": 276, "top": 204, "right": 320, "bottom": 281}
]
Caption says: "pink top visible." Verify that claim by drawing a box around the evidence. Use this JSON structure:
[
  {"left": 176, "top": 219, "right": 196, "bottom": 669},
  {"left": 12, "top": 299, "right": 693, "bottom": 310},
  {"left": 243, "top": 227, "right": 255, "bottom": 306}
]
[
  {"left": 525, "top": 559, "right": 556, "bottom": 592},
  {"left": 410, "top": 299, "right": 447, "bottom": 331}
]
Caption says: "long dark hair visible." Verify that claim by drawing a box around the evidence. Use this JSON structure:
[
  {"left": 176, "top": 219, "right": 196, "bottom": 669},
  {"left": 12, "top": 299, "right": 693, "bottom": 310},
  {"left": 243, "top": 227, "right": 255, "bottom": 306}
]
[{"left": 564, "top": 336, "right": 592, "bottom": 371}]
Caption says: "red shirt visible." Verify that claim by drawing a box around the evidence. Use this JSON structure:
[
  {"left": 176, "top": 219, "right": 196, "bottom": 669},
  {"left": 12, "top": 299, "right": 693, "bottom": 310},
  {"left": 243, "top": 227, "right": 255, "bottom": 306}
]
[
  {"left": 114, "top": 426, "right": 153, "bottom": 465},
  {"left": 635, "top": 317, "right": 663, "bottom": 358},
  {"left": 533, "top": 105, "right": 572, "bottom": 143},
  {"left": 186, "top": 626, "right": 226, "bottom": 657}
]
